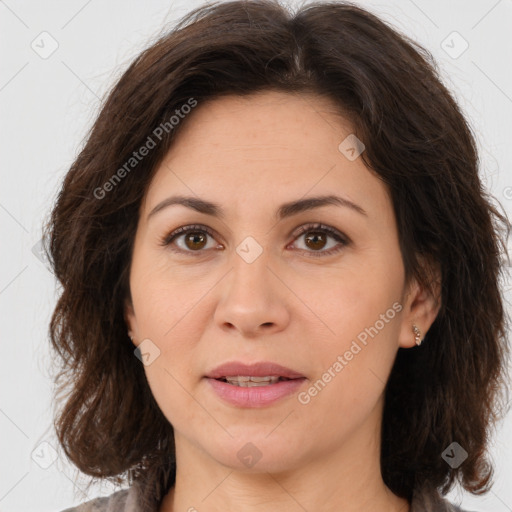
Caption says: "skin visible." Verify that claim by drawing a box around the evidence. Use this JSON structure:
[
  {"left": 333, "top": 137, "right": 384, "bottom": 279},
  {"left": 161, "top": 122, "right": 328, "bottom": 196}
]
[{"left": 125, "top": 90, "right": 441, "bottom": 512}]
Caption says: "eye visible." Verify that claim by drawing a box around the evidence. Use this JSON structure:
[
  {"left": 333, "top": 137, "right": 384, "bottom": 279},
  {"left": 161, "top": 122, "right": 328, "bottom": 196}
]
[
  {"left": 160, "top": 224, "right": 222, "bottom": 255},
  {"left": 289, "top": 223, "right": 350, "bottom": 257},
  {"left": 160, "top": 223, "right": 350, "bottom": 257}
]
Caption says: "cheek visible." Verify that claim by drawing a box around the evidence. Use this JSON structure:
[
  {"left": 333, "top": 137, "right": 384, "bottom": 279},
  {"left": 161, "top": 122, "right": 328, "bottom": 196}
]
[
  {"left": 143, "top": 365, "right": 199, "bottom": 433},
  {"left": 130, "top": 259, "right": 210, "bottom": 378},
  {"left": 297, "top": 316, "right": 399, "bottom": 439},
  {"left": 302, "top": 256, "right": 401, "bottom": 344},
  {"left": 299, "top": 265, "right": 402, "bottom": 411},
  {"left": 130, "top": 251, "right": 208, "bottom": 337}
]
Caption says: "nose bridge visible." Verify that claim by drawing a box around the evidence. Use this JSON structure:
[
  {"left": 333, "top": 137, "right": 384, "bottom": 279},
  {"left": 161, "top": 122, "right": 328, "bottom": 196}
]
[
  {"left": 228, "top": 236, "right": 274, "bottom": 303},
  {"left": 213, "top": 236, "right": 289, "bottom": 335}
]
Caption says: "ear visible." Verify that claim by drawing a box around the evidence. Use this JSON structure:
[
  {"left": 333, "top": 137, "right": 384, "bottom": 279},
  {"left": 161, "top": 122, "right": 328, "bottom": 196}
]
[
  {"left": 124, "top": 295, "right": 139, "bottom": 348},
  {"left": 397, "top": 256, "right": 442, "bottom": 349}
]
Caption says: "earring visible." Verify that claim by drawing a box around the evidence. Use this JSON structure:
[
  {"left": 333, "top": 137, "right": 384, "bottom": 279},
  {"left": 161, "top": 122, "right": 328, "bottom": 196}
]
[
  {"left": 412, "top": 324, "right": 422, "bottom": 346},
  {"left": 128, "top": 331, "right": 134, "bottom": 342}
]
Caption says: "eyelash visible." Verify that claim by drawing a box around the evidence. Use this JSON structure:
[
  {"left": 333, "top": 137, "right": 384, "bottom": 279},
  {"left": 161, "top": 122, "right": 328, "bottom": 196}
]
[{"left": 160, "top": 223, "right": 350, "bottom": 258}]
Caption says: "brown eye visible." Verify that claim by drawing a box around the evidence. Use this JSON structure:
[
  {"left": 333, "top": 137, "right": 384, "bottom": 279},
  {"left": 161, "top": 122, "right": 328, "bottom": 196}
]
[
  {"left": 304, "top": 232, "right": 328, "bottom": 251},
  {"left": 161, "top": 224, "right": 220, "bottom": 254},
  {"left": 291, "top": 223, "right": 350, "bottom": 257},
  {"left": 162, "top": 223, "right": 349, "bottom": 258},
  {"left": 184, "top": 231, "right": 208, "bottom": 250}
]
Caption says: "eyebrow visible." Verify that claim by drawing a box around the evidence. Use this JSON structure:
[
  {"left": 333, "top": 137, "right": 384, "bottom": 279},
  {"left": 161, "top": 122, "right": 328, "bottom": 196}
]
[{"left": 147, "top": 194, "right": 367, "bottom": 221}]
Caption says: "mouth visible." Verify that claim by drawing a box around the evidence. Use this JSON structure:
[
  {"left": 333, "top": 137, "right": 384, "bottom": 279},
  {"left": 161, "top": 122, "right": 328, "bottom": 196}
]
[
  {"left": 215, "top": 375, "right": 294, "bottom": 387},
  {"left": 204, "top": 361, "right": 306, "bottom": 407},
  {"left": 205, "top": 360, "right": 305, "bottom": 382}
]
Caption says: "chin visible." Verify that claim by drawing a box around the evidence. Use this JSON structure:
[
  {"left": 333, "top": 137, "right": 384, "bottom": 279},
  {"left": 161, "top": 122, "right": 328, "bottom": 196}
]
[{"left": 201, "top": 430, "right": 308, "bottom": 474}]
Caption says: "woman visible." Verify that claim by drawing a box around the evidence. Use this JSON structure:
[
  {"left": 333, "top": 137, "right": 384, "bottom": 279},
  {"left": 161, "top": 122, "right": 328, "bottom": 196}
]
[{"left": 46, "top": 1, "right": 510, "bottom": 511}]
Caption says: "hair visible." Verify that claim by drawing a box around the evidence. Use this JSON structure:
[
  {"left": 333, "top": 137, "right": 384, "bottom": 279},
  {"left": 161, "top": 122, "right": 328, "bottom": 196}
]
[{"left": 44, "top": 0, "right": 511, "bottom": 508}]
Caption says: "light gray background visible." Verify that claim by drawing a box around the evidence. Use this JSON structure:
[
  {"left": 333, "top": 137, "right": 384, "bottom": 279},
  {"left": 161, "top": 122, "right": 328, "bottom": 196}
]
[{"left": 1, "top": 1, "right": 511, "bottom": 511}]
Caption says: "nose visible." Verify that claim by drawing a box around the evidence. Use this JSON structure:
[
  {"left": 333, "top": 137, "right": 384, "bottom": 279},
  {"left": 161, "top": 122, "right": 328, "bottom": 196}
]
[{"left": 213, "top": 248, "right": 290, "bottom": 338}]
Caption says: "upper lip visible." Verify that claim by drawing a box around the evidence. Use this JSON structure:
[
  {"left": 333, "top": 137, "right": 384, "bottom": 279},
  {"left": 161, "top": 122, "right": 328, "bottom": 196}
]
[{"left": 205, "top": 361, "right": 305, "bottom": 379}]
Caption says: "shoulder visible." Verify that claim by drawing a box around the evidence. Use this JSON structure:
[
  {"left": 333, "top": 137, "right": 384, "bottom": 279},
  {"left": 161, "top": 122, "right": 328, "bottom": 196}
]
[
  {"left": 410, "top": 484, "right": 481, "bottom": 512},
  {"left": 58, "top": 488, "right": 132, "bottom": 512}
]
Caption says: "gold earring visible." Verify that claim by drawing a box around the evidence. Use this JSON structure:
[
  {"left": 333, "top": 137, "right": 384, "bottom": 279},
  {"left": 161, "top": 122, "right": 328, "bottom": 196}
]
[{"left": 412, "top": 324, "right": 422, "bottom": 346}]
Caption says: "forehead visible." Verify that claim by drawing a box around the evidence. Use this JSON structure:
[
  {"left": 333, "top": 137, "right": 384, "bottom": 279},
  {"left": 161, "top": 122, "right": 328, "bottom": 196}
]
[
  {"left": 165, "top": 91, "right": 348, "bottom": 160},
  {"left": 142, "top": 91, "right": 391, "bottom": 224}
]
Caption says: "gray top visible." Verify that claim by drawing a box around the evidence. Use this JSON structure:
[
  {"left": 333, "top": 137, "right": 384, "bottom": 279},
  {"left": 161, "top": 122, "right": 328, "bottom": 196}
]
[{"left": 60, "top": 481, "right": 477, "bottom": 512}]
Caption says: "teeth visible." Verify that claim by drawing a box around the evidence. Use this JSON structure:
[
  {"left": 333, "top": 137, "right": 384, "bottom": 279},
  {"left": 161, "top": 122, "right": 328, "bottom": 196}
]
[{"left": 224, "top": 375, "right": 281, "bottom": 387}]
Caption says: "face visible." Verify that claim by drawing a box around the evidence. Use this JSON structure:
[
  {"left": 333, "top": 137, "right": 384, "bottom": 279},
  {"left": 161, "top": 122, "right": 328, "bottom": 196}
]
[{"left": 125, "top": 91, "right": 437, "bottom": 474}]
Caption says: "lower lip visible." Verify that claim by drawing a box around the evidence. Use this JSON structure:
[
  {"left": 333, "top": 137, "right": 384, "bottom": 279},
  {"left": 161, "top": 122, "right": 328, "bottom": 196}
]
[{"left": 205, "top": 377, "right": 306, "bottom": 407}]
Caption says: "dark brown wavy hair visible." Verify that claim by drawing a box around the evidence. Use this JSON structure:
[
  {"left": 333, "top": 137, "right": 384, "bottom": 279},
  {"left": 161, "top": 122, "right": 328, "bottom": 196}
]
[{"left": 44, "top": 0, "right": 511, "bottom": 508}]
